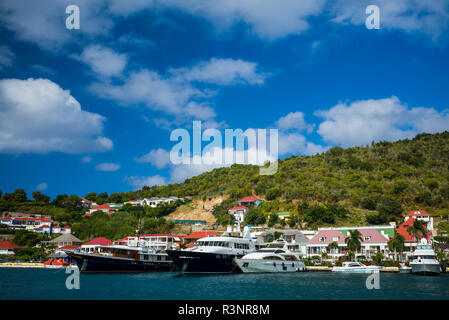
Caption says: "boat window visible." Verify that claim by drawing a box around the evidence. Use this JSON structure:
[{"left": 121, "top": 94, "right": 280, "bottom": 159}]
[
  {"left": 283, "top": 255, "right": 299, "bottom": 261},
  {"left": 144, "top": 255, "right": 149, "bottom": 260},
  {"left": 234, "top": 243, "right": 250, "bottom": 249},
  {"left": 262, "top": 256, "right": 282, "bottom": 260}
]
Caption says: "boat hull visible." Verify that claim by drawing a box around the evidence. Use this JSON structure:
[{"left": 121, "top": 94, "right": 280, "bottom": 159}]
[
  {"left": 411, "top": 263, "right": 440, "bottom": 276},
  {"left": 66, "top": 251, "right": 172, "bottom": 273},
  {"left": 236, "top": 259, "right": 306, "bottom": 273},
  {"left": 332, "top": 267, "right": 382, "bottom": 273},
  {"left": 166, "top": 250, "right": 242, "bottom": 273}
]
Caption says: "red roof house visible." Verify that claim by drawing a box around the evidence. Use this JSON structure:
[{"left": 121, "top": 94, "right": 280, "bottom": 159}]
[
  {"left": 0, "top": 241, "right": 21, "bottom": 250},
  {"left": 397, "top": 217, "right": 428, "bottom": 242}
]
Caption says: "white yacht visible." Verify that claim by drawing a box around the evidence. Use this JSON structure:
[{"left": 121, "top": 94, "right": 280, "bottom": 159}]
[
  {"left": 166, "top": 226, "right": 257, "bottom": 273},
  {"left": 235, "top": 240, "right": 306, "bottom": 273},
  {"left": 410, "top": 244, "right": 440, "bottom": 276},
  {"left": 332, "top": 261, "right": 382, "bottom": 273}
]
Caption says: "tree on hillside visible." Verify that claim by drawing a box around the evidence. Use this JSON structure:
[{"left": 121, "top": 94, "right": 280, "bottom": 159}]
[
  {"left": 85, "top": 192, "right": 98, "bottom": 202},
  {"left": 376, "top": 197, "right": 402, "bottom": 220},
  {"left": 244, "top": 207, "right": 266, "bottom": 225},
  {"left": 12, "top": 189, "right": 27, "bottom": 202},
  {"left": 32, "top": 191, "right": 50, "bottom": 203}
]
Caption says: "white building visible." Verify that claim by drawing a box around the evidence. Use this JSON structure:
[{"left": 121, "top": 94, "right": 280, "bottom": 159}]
[{"left": 228, "top": 206, "right": 249, "bottom": 223}]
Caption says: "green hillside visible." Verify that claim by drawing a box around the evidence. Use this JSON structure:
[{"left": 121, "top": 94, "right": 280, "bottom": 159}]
[
  {"left": 127, "top": 131, "right": 449, "bottom": 212},
  {"left": 2, "top": 131, "right": 449, "bottom": 237}
]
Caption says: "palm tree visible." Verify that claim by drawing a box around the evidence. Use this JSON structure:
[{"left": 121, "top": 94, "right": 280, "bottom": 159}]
[
  {"left": 321, "top": 251, "right": 328, "bottom": 261},
  {"left": 346, "top": 250, "right": 355, "bottom": 261},
  {"left": 345, "top": 230, "right": 363, "bottom": 261},
  {"left": 327, "top": 241, "right": 339, "bottom": 258},
  {"left": 372, "top": 251, "right": 384, "bottom": 265},
  {"left": 388, "top": 232, "right": 405, "bottom": 261},
  {"left": 407, "top": 219, "right": 427, "bottom": 245}
]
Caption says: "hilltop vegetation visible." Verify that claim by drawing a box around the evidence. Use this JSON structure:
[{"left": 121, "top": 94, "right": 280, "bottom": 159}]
[{"left": 2, "top": 132, "right": 449, "bottom": 236}]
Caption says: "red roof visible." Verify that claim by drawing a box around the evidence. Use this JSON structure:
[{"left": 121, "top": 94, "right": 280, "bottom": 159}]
[
  {"left": 357, "top": 228, "right": 389, "bottom": 243},
  {"left": 238, "top": 196, "right": 259, "bottom": 202},
  {"left": 1, "top": 217, "right": 12, "bottom": 220},
  {"left": 80, "top": 198, "right": 91, "bottom": 202},
  {"left": 397, "top": 217, "right": 428, "bottom": 242},
  {"left": 229, "top": 206, "right": 249, "bottom": 211},
  {"left": 406, "top": 210, "right": 429, "bottom": 217},
  {"left": 39, "top": 225, "right": 51, "bottom": 229},
  {"left": 308, "top": 230, "right": 346, "bottom": 244},
  {"left": 91, "top": 204, "right": 115, "bottom": 210},
  {"left": 53, "top": 225, "right": 61, "bottom": 228},
  {"left": 185, "top": 230, "right": 221, "bottom": 239},
  {"left": 0, "top": 241, "right": 21, "bottom": 250},
  {"left": 58, "top": 245, "right": 79, "bottom": 250},
  {"left": 83, "top": 237, "right": 112, "bottom": 246},
  {"left": 63, "top": 226, "right": 71, "bottom": 229}
]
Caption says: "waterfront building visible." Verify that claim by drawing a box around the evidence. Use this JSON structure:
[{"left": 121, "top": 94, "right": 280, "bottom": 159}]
[
  {"left": 404, "top": 210, "right": 433, "bottom": 230},
  {"left": 307, "top": 227, "right": 390, "bottom": 259},
  {"left": 0, "top": 241, "right": 20, "bottom": 255}
]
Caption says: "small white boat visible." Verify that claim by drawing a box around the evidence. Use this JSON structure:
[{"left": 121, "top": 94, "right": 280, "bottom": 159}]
[
  {"left": 332, "top": 261, "right": 382, "bottom": 273},
  {"left": 235, "top": 240, "right": 306, "bottom": 273}
]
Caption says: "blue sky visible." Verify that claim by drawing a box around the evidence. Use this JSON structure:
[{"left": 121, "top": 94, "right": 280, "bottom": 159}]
[{"left": 1, "top": 0, "right": 449, "bottom": 198}]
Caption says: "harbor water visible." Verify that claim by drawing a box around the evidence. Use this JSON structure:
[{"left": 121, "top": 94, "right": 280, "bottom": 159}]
[{"left": 1, "top": 268, "right": 448, "bottom": 300}]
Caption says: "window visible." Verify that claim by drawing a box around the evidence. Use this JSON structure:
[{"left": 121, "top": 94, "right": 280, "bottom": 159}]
[
  {"left": 234, "top": 243, "right": 250, "bottom": 249},
  {"left": 364, "top": 236, "right": 371, "bottom": 241},
  {"left": 332, "top": 237, "right": 339, "bottom": 241},
  {"left": 319, "top": 237, "right": 326, "bottom": 242}
]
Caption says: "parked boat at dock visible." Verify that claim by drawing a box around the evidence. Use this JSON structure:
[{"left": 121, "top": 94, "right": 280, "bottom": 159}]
[
  {"left": 410, "top": 244, "right": 440, "bottom": 276},
  {"left": 166, "top": 226, "right": 256, "bottom": 273},
  {"left": 235, "top": 240, "right": 306, "bottom": 273},
  {"left": 332, "top": 261, "right": 382, "bottom": 273},
  {"left": 65, "top": 235, "right": 178, "bottom": 272}
]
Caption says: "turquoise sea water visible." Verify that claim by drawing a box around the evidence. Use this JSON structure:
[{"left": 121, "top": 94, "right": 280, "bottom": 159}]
[{"left": 0, "top": 268, "right": 448, "bottom": 300}]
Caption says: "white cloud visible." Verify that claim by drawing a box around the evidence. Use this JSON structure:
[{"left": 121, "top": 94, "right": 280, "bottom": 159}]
[
  {"left": 135, "top": 148, "right": 171, "bottom": 169},
  {"left": 170, "top": 58, "right": 269, "bottom": 85},
  {"left": 316, "top": 96, "right": 449, "bottom": 147},
  {"left": 108, "top": 0, "right": 326, "bottom": 41},
  {"left": 0, "top": 46, "right": 15, "bottom": 70},
  {"left": 275, "top": 111, "right": 313, "bottom": 133},
  {"left": 74, "top": 45, "right": 127, "bottom": 77},
  {"left": 35, "top": 182, "right": 48, "bottom": 191},
  {"left": 90, "top": 58, "right": 266, "bottom": 127},
  {"left": 330, "top": 0, "right": 449, "bottom": 41},
  {"left": 278, "top": 132, "right": 327, "bottom": 156},
  {"left": 95, "top": 162, "right": 120, "bottom": 171},
  {"left": 81, "top": 155, "right": 93, "bottom": 163},
  {"left": 30, "top": 64, "right": 57, "bottom": 76},
  {"left": 0, "top": 78, "right": 113, "bottom": 154},
  {"left": 0, "top": 0, "right": 113, "bottom": 50},
  {"left": 126, "top": 175, "right": 168, "bottom": 189}
]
